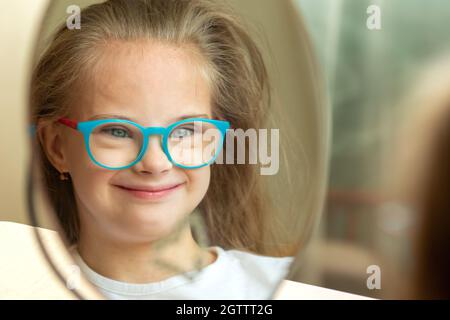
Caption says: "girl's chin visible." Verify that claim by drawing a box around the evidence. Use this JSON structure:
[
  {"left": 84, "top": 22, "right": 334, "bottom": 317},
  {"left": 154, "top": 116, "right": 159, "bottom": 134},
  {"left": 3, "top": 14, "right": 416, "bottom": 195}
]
[
  {"left": 119, "top": 210, "right": 183, "bottom": 232},
  {"left": 116, "top": 220, "right": 179, "bottom": 241}
]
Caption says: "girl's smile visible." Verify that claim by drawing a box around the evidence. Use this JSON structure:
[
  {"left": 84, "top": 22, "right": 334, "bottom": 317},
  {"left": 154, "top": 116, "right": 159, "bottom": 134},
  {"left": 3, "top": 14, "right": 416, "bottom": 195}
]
[{"left": 112, "top": 181, "right": 186, "bottom": 201}]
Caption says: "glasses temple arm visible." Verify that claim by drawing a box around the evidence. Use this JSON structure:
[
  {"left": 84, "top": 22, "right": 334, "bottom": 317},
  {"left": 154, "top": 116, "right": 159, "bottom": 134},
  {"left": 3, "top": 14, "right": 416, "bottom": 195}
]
[{"left": 57, "top": 118, "right": 78, "bottom": 130}]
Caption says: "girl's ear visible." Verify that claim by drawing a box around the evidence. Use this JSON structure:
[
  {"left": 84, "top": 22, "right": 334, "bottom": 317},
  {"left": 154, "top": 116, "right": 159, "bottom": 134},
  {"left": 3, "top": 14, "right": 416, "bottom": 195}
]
[{"left": 37, "top": 120, "right": 69, "bottom": 173}]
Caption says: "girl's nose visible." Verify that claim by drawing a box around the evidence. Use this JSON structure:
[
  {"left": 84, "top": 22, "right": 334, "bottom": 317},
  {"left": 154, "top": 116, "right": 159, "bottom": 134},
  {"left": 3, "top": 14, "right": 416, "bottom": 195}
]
[{"left": 132, "top": 135, "right": 173, "bottom": 174}]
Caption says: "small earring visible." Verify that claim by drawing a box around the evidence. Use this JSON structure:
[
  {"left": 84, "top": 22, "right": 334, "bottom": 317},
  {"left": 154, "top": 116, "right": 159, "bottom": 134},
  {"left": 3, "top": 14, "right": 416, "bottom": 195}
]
[{"left": 59, "top": 171, "right": 69, "bottom": 181}]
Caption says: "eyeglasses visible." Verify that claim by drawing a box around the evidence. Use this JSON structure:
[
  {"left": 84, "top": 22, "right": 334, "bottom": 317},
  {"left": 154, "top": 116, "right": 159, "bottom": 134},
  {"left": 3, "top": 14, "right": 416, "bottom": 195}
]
[{"left": 57, "top": 117, "right": 230, "bottom": 170}]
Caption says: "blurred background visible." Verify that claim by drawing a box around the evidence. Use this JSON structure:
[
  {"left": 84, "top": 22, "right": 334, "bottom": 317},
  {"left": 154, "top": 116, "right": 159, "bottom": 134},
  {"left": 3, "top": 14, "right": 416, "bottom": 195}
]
[{"left": 292, "top": 0, "right": 450, "bottom": 298}]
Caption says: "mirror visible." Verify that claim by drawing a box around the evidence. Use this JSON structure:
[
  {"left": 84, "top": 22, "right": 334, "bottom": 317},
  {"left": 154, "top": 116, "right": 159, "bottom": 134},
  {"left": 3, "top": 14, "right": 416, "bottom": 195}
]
[{"left": 22, "top": 0, "right": 328, "bottom": 299}]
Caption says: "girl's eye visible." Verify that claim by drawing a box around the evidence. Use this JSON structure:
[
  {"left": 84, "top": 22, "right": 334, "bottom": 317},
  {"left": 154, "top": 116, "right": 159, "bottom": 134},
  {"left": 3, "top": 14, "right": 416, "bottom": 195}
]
[
  {"left": 101, "top": 127, "right": 131, "bottom": 138},
  {"left": 171, "top": 127, "right": 195, "bottom": 139}
]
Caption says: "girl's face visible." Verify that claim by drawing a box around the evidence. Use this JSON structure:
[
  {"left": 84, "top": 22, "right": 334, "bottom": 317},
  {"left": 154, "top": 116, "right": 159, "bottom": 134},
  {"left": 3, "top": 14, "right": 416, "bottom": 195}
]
[{"left": 50, "top": 41, "right": 213, "bottom": 244}]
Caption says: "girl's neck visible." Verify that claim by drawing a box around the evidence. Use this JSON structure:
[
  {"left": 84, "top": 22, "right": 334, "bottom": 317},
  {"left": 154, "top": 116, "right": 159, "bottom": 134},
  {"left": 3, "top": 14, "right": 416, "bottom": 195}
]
[{"left": 76, "top": 225, "right": 216, "bottom": 284}]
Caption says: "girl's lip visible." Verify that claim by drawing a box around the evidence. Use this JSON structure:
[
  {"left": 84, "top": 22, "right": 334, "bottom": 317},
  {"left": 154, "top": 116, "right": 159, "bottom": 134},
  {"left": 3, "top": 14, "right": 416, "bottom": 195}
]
[
  {"left": 115, "top": 183, "right": 184, "bottom": 192},
  {"left": 114, "top": 183, "right": 185, "bottom": 200}
]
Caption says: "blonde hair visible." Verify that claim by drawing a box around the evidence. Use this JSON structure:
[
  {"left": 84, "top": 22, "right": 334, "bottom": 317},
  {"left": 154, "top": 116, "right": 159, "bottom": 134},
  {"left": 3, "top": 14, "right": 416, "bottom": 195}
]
[{"left": 31, "top": 0, "right": 284, "bottom": 255}]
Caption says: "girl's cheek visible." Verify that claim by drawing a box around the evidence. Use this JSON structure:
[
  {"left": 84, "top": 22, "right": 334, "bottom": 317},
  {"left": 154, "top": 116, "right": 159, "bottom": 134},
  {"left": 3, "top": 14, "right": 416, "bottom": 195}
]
[
  {"left": 187, "top": 166, "right": 211, "bottom": 193},
  {"left": 65, "top": 133, "right": 97, "bottom": 168},
  {"left": 65, "top": 140, "right": 108, "bottom": 182}
]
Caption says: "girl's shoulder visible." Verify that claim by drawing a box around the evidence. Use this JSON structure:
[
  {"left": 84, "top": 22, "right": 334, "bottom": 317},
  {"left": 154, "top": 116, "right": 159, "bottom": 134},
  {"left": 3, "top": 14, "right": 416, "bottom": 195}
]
[
  {"left": 211, "top": 247, "right": 294, "bottom": 297},
  {"left": 223, "top": 248, "right": 294, "bottom": 268},
  {"left": 214, "top": 246, "right": 294, "bottom": 278}
]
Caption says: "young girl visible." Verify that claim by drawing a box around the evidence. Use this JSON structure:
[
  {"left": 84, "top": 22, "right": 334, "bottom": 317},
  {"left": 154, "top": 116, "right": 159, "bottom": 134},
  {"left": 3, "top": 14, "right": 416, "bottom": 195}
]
[{"left": 31, "top": 0, "right": 294, "bottom": 299}]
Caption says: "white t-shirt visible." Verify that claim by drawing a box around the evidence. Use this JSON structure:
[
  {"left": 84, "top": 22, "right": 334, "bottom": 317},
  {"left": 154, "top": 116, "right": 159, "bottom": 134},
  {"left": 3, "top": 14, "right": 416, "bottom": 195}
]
[{"left": 71, "top": 246, "right": 294, "bottom": 300}]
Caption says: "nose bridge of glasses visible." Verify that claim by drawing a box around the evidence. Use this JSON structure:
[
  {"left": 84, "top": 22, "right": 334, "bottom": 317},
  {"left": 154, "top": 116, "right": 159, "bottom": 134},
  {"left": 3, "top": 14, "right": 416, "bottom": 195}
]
[
  {"left": 142, "top": 127, "right": 166, "bottom": 151},
  {"left": 143, "top": 126, "right": 166, "bottom": 137},
  {"left": 140, "top": 126, "right": 169, "bottom": 162}
]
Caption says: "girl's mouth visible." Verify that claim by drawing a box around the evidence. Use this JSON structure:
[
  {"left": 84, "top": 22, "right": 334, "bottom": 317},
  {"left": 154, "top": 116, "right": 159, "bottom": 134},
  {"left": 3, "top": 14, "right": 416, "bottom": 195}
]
[{"left": 113, "top": 182, "right": 185, "bottom": 201}]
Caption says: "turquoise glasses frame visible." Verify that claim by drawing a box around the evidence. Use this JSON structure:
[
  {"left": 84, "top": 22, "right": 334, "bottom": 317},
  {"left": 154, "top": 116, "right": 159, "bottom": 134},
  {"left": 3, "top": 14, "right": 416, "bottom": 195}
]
[{"left": 57, "top": 117, "right": 230, "bottom": 170}]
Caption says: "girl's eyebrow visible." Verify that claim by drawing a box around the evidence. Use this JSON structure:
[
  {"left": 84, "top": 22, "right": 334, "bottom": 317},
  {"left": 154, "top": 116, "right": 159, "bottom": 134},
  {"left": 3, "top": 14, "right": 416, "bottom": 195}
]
[
  {"left": 88, "top": 113, "right": 210, "bottom": 122},
  {"left": 172, "top": 113, "right": 210, "bottom": 121},
  {"left": 88, "top": 114, "right": 132, "bottom": 121}
]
